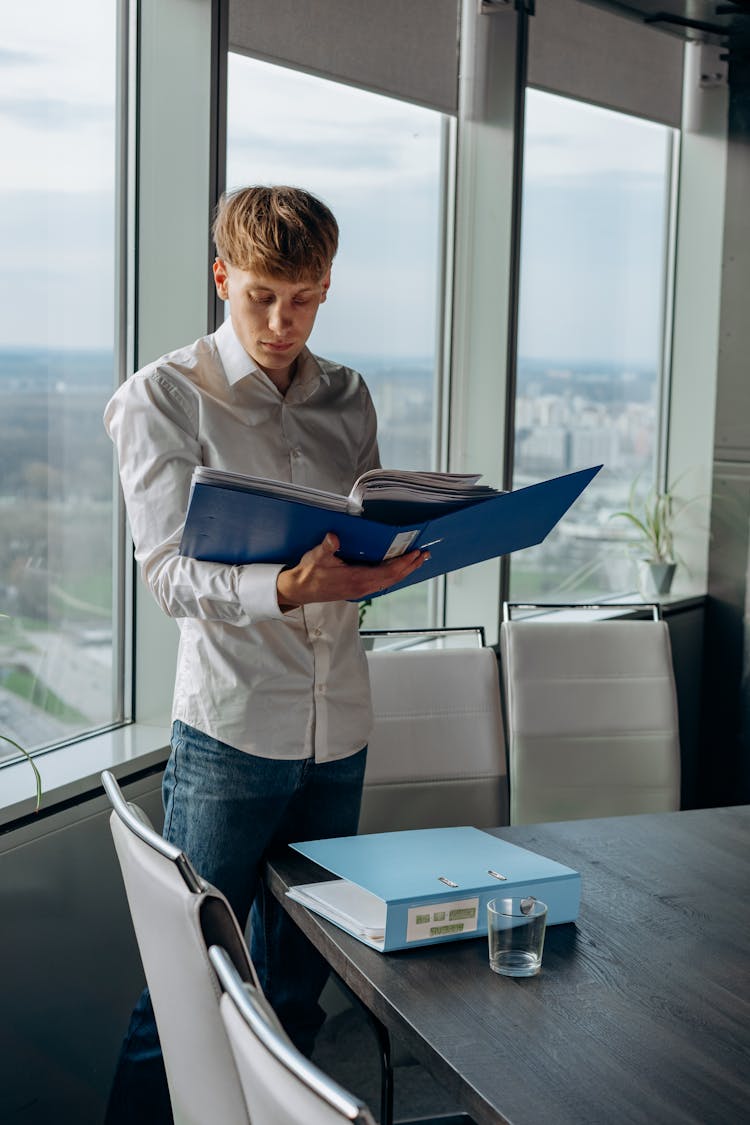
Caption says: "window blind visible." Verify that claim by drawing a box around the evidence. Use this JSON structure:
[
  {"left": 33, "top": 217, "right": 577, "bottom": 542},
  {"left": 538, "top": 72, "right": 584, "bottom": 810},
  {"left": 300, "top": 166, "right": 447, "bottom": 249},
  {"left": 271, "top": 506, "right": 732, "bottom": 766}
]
[
  {"left": 229, "top": 0, "right": 460, "bottom": 114},
  {"left": 528, "top": 0, "right": 683, "bottom": 127}
]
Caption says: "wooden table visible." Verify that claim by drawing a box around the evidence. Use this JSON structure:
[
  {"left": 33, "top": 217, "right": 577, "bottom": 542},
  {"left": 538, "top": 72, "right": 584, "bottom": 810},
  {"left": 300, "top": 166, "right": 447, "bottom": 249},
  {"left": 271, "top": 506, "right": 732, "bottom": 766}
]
[{"left": 266, "top": 806, "right": 750, "bottom": 1125}]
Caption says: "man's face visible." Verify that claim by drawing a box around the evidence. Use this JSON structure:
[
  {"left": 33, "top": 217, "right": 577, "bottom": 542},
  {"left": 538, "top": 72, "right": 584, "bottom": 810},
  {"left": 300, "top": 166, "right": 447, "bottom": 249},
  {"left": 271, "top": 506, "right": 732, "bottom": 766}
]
[{"left": 213, "top": 259, "right": 330, "bottom": 382}]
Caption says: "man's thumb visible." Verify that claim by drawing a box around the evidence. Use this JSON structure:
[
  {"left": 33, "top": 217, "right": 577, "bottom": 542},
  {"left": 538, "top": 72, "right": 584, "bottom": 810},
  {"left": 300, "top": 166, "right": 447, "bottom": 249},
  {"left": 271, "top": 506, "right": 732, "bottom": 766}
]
[{"left": 323, "top": 532, "right": 340, "bottom": 553}]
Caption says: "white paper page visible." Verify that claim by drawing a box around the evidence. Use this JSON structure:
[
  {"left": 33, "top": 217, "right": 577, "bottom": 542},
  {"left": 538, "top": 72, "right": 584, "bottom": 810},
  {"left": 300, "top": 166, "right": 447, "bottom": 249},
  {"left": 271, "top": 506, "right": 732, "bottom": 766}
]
[
  {"left": 287, "top": 879, "right": 386, "bottom": 940},
  {"left": 349, "top": 468, "right": 499, "bottom": 507},
  {"left": 192, "top": 467, "right": 349, "bottom": 511}
]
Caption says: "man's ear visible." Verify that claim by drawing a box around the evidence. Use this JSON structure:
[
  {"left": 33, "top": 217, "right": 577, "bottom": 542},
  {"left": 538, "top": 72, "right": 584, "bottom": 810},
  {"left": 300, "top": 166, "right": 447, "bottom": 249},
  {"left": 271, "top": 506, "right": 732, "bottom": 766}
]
[
  {"left": 213, "top": 258, "right": 230, "bottom": 300},
  {"left": 320, "top": 270, "right": 331, "bottom": 304}
]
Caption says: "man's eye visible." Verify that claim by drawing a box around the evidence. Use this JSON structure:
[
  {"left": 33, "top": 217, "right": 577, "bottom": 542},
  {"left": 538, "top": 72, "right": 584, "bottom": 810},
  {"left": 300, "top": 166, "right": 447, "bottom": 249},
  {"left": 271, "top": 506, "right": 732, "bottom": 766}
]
[
  {"left": 294, "top": 297, "right": 311, "bottom": 305},
  {"left": 251, "top": 295, "right": 273, "bottom": 304}
]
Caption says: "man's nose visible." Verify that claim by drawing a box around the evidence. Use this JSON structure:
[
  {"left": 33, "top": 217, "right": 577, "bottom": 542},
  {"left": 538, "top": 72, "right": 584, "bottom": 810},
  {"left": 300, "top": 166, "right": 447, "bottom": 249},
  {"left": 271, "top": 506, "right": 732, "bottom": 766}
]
[{"left": 268, "top": 302, "right": 292, "bottom": 333}]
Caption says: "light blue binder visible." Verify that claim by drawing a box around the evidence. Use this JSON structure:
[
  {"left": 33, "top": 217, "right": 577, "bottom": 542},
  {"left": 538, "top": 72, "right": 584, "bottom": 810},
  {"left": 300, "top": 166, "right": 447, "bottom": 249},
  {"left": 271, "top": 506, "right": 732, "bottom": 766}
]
[{"left": 289, "top": 826, "right": 581, "bottom": 952}]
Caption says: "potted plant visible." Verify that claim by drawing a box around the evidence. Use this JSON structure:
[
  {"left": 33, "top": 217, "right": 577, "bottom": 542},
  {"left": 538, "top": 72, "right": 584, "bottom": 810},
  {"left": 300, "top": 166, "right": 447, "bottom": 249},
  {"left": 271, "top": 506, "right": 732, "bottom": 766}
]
[{"left": 609, "top": 477, "right": 696, "bottom": 598}]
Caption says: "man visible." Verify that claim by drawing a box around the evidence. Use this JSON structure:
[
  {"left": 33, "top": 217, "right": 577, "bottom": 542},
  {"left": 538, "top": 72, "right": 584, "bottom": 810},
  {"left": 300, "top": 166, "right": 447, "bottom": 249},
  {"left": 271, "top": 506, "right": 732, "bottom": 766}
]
[{"left": 104, "top": 185, "right": 427, "bottom": 1121}]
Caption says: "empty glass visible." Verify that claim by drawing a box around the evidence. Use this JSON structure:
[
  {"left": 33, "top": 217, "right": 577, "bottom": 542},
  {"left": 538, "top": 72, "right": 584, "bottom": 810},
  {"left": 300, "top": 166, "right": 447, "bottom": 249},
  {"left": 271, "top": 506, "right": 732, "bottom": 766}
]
[{"left": 487, "top": 897, "right": 548, "bottom": 977}]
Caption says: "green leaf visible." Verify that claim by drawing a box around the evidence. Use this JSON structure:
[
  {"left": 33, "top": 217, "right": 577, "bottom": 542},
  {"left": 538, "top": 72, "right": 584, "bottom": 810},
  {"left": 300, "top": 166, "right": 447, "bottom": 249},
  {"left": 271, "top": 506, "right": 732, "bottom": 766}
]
[
  {"left": 0, "top": 732, "right": 42, "bottom": 813},
  {"left": 358, "top": 597, "right": 373, "bottom": 629},
  {"left": 609, "top": 510, "right": 652, "bottom": 540}
]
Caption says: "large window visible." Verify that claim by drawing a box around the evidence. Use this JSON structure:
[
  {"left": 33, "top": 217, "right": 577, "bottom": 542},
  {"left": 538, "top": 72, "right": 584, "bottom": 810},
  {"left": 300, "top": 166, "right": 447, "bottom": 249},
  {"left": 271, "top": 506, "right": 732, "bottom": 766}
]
[
  {"left": 510, "top": 89, "right": 675, "bottom": 601},
  {"left": 227, "top": 54, "right": 449, "bottom": 628},
  {"left": 0, "top": 2, "right": 122, "bottom": 762}
]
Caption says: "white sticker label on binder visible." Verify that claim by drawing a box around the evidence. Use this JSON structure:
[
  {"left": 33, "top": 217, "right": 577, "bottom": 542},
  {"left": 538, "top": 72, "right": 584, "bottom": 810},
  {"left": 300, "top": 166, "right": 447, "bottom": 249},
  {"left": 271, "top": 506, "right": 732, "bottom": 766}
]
[
  {"left": 382, "top": 530, "right": 420, "bottom": 560},
  {"left": 406, "top": 897, "right": 480, "bottom": 943}
]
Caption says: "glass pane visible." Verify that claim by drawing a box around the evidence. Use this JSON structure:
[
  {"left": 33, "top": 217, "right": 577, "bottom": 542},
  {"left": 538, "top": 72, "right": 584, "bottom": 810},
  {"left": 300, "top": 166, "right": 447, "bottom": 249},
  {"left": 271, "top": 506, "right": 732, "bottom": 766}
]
[
  {"left": 0, "top": 2, "right": 121, "bottom": 762},
  {"left": 227, "top": 54, "right": 446, "bottom": 629},
  {"left": 510, "top": 89, "right": 674, "bottom": 601}
]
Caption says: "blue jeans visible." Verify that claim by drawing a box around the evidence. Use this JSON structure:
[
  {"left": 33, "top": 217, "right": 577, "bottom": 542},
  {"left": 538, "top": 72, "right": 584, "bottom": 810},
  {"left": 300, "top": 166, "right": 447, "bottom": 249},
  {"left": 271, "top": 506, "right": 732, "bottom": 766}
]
[{"left": 105, "top": 721, "right": 367, "bottom": 1125}]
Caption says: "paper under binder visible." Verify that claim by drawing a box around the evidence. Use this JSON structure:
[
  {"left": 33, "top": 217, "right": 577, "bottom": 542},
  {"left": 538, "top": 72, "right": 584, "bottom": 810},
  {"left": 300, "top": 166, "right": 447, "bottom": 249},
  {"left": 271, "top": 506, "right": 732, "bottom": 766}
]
[
  {"left": 287, "top": 826, "right": 581, "bottom": 952},
  {"left": 179, "top": 465, "right": 601, "bottom": 598}
]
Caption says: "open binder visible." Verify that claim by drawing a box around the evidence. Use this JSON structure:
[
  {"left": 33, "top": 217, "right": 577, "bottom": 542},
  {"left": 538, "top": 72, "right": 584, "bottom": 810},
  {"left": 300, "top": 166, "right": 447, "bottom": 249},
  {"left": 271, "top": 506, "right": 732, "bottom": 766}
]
[
  {"left": 287, "top": 827, "right": 581, "bottom": 952},
  {"left": 180, "top": 464, "right": 601, "bottom": 598}
]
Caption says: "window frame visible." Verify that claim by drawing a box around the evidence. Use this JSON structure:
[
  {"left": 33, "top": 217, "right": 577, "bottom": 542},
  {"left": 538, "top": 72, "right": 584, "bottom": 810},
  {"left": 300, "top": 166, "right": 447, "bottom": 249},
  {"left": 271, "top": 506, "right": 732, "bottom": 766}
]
[
  {"left": 1, "top": 2, "right": 725, "bottom": 825},
  {"left": 223, "top": 47, "right": 458, "bottom": 631},
  {"left": 0, "top": 0, "right": 215, "bottom": 822},
  {"left": 0, "top": 0, "right": 134, "bottom": 780},
  {"left": 505, "top": 82, "right": 683, "bottom": 605}
]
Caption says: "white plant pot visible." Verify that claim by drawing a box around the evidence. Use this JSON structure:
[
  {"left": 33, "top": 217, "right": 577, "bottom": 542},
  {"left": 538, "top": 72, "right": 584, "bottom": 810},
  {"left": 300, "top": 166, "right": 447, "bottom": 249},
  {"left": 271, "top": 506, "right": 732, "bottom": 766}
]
[{"left": 637, "top": 559, "right": 677, "bottom": 598}]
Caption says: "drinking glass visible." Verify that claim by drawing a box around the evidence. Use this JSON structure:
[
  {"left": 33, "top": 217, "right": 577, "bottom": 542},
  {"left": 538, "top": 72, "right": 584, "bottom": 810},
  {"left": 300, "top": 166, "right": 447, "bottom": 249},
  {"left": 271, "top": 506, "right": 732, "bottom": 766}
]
[{"left": 487, "top": 896, "right": 548, "bottom": 977}]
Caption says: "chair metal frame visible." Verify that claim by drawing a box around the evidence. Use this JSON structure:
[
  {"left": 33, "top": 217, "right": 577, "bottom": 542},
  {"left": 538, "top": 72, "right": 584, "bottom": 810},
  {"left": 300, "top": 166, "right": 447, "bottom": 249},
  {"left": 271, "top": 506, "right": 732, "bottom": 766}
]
[
  {"left": 101, "top": 768, "right": 203, "bottom": 892},
  {"left": 502, "top": 601, "right": 662, "bottom": 621},
  {"left": 210, "top": 945, "right": 374, "bottom": 1125},
  {"left": 360, "top": 625, "right": 486, "bottom": 650}
]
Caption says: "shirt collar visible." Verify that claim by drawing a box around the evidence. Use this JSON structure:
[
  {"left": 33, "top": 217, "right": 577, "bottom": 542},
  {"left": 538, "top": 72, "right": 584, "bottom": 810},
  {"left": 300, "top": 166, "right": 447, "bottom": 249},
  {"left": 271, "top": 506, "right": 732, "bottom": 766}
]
[
  {"left": 214, "top": 317, "right": 329, "bottom": 394},
  {"left": 214, "top": 317, "right": 255, "bottom": 386}
]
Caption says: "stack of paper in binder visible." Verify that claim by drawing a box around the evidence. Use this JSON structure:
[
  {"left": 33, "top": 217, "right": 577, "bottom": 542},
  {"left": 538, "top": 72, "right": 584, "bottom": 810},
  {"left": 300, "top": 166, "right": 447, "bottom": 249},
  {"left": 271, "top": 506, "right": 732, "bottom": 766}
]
[{"left": 287, "top": 826, "right": 581, "bottom": 952}]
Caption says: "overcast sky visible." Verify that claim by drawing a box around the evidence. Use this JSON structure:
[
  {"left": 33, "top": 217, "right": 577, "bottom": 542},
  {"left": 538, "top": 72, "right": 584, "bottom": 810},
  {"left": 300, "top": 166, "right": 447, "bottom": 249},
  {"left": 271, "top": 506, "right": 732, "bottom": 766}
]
[
  {"left": 0, "top": 2, "right": 116, "bottom": 351},
  {"left": 518, "top": 88, "right": 672, "bottom": 367},
  {"left": 226, "top": 56, "right": 443, "bottom": 362},
  {"left": 0, "top": 9, "right": 672, "bottom": 369}
]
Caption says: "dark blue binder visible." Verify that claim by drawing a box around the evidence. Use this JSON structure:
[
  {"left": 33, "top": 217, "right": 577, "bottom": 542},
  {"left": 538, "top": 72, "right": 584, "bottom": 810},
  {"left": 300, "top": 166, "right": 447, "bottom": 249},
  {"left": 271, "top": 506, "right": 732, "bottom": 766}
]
[{"left": 179, "top": 464, "right": 601, "bottom": 597}]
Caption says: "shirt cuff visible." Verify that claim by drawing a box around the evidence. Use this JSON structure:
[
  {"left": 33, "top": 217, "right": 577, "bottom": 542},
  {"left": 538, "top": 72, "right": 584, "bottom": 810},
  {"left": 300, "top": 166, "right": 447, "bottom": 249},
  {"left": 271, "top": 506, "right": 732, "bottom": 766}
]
[{"left": 237, "top": 563, "right": 287, "bottom": 623}]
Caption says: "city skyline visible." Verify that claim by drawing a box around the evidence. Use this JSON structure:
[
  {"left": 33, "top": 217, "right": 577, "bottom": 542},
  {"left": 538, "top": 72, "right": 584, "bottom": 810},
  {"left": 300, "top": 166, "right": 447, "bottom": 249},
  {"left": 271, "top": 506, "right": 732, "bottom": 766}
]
[{"left": 0, "top": 343, "right": 662, "bottom": 366}]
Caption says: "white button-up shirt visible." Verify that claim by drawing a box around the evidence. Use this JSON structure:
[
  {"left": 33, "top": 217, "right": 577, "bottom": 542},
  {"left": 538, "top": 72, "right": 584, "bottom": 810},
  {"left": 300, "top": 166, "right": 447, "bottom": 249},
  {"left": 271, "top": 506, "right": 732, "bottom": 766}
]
[{"left": 104, "top": 318, "right": 380, "bottom": 761}]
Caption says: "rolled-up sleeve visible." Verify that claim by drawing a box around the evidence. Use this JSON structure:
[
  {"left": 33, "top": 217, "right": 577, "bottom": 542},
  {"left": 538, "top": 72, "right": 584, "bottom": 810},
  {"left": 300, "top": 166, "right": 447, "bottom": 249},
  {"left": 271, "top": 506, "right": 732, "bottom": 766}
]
[{"left": 104, "top": 368, "right": 286, "bottom": 626}]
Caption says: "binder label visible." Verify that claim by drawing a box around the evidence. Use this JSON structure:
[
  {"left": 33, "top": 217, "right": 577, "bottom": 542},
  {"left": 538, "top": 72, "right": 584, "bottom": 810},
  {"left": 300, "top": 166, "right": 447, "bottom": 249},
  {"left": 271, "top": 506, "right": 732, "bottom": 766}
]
[
  {"left": 406, "top": 897, "right": 479, "bottom": 943},
  {"left": 383, "top": 530, "right": 420, "bottom": 559}
]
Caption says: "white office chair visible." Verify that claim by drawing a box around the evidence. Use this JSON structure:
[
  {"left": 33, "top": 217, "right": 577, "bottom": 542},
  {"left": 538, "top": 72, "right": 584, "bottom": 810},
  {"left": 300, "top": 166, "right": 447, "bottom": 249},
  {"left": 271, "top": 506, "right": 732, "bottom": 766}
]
[
  {"left": 359, "top": 634, "right": 508, "bottom": 833},
  {"left": 101, "top": 769, "right": 256, "bottom": 1125},
  {"left": 209, "top": 945, "right": 378, "bottom": 1125},
  {"left": 499, "top": 604, "right": 681, "bottom": 825}
]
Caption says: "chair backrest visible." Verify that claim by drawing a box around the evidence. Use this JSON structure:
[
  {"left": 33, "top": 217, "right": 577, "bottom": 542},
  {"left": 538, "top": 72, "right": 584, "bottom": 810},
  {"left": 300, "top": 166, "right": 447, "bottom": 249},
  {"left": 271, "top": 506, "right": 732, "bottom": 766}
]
[
  {"left": 499, "top": 618, "right": 681, "bottom": 824},
  {"left": 101, "top": 770, "right": 253, "bottom": 1125},
  {"left": 359, "top": 645, "right": 508, "bottom": 832},
  {"left": 209, "top": 946, "right": 377, "bottom": 1125}
]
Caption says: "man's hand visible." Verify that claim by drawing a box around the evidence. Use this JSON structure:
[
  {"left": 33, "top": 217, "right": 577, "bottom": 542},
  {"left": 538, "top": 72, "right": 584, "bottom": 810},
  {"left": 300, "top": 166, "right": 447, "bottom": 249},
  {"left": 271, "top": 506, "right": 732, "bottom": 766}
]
[{"left": 276, "top": 533, "right": 430, "bottom": 611}]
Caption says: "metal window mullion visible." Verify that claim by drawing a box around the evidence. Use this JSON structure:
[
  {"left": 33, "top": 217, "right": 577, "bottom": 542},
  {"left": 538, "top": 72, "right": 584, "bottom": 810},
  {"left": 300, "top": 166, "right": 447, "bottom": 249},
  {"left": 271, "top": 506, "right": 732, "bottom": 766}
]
[
  {"left": 113, "top": 0, "right": 137, "bottom": 724},
  {"left": 657, "top": 126, "right": 682, "bottom": 494},
  {"left": 435, "top": 114, "right": 458, "bottom": 629},
  {"left": 208, "top": 0, "right": 229, "bottom": 333},
  {"left": 498, "top": 4, "right": 531, "bottom": 618}
]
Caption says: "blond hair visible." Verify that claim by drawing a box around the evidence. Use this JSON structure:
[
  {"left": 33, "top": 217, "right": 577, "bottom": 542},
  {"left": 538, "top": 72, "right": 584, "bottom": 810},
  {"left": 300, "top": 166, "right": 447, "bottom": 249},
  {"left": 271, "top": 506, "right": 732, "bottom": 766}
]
[{"left": 212, "top": 186, "right": 338, "bottom": 280}]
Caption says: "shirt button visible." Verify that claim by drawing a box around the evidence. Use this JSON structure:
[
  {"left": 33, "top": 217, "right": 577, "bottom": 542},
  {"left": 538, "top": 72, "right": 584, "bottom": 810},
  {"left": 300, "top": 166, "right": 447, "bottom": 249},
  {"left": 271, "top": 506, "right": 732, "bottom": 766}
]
[
  {"left": 317, "top": 683, "right": 327, "bottom": 695},
  {"left": 312, "top": 627, "right": 322, "bottom": 639}
]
